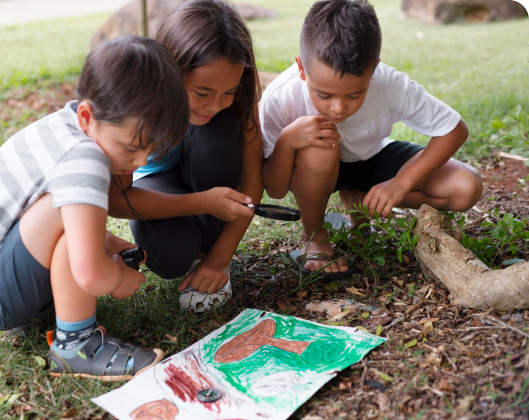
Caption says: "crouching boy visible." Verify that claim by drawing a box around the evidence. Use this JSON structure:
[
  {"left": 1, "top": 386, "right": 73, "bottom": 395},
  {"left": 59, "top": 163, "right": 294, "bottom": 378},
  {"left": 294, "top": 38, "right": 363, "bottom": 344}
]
[
  {"left": 0, "top": 36, "right": 189, "bottom": 380},
  {"left": 260, "top": 0, "right": 482, "bottom": 278}
]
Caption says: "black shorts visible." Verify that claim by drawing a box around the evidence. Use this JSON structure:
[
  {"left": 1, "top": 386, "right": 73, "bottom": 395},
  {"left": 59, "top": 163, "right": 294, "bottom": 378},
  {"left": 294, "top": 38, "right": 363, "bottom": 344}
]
[
  {"left": 334, "top": 141, "right": 424, "bottom": 192},
  {"left": 0, "top": 221, "right": 52, "bottom": 330}
]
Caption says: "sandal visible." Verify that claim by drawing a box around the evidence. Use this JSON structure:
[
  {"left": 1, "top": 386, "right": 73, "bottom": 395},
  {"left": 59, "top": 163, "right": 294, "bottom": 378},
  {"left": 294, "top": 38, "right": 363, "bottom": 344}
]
[
  {"left": 49, "top": 326, "right": 164, "bottom": 381},
  {"left": 289, "top": 249, "right": 354, "bottom": 280},
  {"left": 178, "top": 260, "right": 232, "bottom": 313}
]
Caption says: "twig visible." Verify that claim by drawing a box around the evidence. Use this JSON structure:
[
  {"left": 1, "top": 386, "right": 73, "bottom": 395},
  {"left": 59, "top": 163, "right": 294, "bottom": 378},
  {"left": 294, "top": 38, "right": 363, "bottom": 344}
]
[
  {"left": 441, "top": 348, "right": 458, "bottom": 372},
  {"left": 360, "top": 359, "right": 368, "bottom": 391},
  {"left": 467, "top": 407, "right": 499, "bottom": 420},
  {"left": 499, "top": 151, "right": 528, "bottom": 162},
  {"left": 383, "top": 316, "right": 404, "bottom": 330},
  {"left": 487, "top": 316, "right": 529, "bottom": 339}
]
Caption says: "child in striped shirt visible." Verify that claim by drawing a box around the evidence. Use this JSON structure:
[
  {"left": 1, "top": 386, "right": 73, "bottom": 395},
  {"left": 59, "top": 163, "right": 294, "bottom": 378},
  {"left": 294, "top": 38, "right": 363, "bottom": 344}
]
[{"left": 0, "top": 36, "right": 189, "bottom": 380}]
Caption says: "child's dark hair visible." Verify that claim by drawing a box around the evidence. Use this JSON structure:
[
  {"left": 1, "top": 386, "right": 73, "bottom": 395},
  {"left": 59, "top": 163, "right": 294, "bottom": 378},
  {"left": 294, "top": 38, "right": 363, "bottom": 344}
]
[
  {"left": 301, "top": 0, "right": 382, "bottom": 77},
  {"left": 77, "top": 36, "right": 189, "bottom": 157},
  {"left": 156, "top": 0, "right": 261, "bottom": 132}
]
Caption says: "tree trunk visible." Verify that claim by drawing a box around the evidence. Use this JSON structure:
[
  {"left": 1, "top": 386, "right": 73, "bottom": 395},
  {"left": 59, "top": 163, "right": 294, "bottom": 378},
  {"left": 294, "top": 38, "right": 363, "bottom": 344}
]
[
  {"left": 140, "top": 0, "right": 148, "bottom": 37},
  {"left": 412, "top": 204, "right": 529, "bottom": 310}
]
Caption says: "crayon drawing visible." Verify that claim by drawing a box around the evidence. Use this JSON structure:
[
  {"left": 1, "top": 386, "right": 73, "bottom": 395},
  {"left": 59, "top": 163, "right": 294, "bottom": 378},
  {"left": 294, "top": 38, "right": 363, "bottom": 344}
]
[{"left": 93, "top": 309, "right": 386, "bottom": 419}]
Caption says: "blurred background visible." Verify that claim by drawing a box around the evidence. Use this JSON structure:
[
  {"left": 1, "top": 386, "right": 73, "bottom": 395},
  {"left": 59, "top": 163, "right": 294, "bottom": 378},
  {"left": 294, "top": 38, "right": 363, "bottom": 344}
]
[{"left": 1, "top": 0, "right": 528, "bottom": 162}]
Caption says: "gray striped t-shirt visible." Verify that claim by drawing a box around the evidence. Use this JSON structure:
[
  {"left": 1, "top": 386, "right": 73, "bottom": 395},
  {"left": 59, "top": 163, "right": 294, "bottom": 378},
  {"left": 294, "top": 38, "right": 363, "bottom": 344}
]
[{"left": 0, "top": 101, "right": 111, "bottom": 247}]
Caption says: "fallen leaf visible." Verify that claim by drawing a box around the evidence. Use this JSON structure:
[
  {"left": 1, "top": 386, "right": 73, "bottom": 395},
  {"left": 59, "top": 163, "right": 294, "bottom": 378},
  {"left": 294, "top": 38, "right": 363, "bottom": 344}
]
[
  {"left": 345, "top": 287, "right": 365, "bottom": 296},
  {"left": 420, "top": 320, "right": 434, "bottom": 339},
  {"left": 322, "top": 310, "right": 351, "bottom": 324},
  {"left": 406, "top": 300, "right": 424, "bottom": 315},
  {"left": 403, "top": 339, "right": 417, "bottom": 350},
  {"left": 438, "top": 378, "right": 455, "bottom": 392},
  {"left": 277, "top": 301, "right": 287, "bottom": 309},
  {"left": 354, "top": 326, "right": 370, "bottom": 333},
  {"left": 373, "top": 369, "right": 392, "bottom": 382},
  {"left": 61, "top": 408, "right": 78, "bottom": 418},
  {"left": 417, "top": 317, "right": 439, "bottom": 325},
  {"left": 377, "top": 393, "right": 390, "bottom": 412},
  {"left": 339, "top": 378, "right": 353, "bottom": 391},
  {"left": 361, "top": 311, "right": 370, "bottom": 319},
  {"left": 366, "top": 316, "right": 392, "bottom": 327},
  {"left": 376, "top": 324, "right": 383, "bottom": 336},
  {"left": 297, "top": 290, "right": 308, "bottom": 298},
  {"left": 32, "top": 356, "right": 46, "bottom": 367},
  {"left": 164, "top": 334, "right": 177, "bottom": 343},
  {"left": 402, "top": 254, "right": 410, "bottom": 264}
]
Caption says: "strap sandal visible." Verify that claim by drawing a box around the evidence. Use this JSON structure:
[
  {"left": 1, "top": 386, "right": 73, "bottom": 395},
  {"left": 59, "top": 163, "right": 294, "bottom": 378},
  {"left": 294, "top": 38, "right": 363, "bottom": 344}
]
[
  {"left": 289, "top": 249, "right": 354, "bottom": 281},
  {"left": 48, "top": 326, "right": 164, "bottom": 382}
]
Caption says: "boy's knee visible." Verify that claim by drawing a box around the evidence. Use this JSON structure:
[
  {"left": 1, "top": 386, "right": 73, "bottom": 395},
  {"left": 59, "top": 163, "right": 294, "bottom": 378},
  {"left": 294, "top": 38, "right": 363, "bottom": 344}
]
[
  {"left": 451, "top": 167, "right": 483, "bottom": 211},
  {"left": 294, "top": 145, "right": 341, "bottom": 175}
]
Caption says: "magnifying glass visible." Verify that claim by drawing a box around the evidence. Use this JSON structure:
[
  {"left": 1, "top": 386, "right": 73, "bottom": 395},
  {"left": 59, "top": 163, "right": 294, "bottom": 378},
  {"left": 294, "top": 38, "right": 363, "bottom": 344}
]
[
  {"left": 118, "top": 247, "right": 145, "bottom": 270},
  {"left": 243, "top": 203, "right": 301, "bottom": 221}
]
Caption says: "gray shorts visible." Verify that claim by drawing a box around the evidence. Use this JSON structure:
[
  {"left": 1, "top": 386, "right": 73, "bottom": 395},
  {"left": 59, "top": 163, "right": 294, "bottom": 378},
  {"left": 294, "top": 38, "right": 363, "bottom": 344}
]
[{"left": 0, "top": 221, "right": 52, "bottom": 330}]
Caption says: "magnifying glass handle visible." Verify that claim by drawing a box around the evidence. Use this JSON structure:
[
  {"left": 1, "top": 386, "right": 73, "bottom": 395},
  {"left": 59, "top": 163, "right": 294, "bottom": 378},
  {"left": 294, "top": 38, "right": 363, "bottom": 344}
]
[{"left": 241, "top": 203, "right": 255, "bottom": 209}]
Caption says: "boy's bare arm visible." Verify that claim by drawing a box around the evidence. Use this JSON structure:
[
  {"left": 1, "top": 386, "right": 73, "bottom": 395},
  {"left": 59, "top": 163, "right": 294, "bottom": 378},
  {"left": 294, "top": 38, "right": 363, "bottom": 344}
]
[
  {"left": 262, "top": 116, "right": 340, "bottom": 199},
  {"left": 61, "top": 204, "right": 143, "bottom": 297},
  {"left": 363, "top": 119, "right": 469, "bottom": 217}
]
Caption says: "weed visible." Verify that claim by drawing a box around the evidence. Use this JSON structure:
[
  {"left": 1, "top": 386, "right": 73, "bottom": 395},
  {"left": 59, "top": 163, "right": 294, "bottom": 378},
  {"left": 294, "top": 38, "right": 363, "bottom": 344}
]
[
  {"left": 326, "top": 204, "right": 419, "bottom": 277},
  {"left": 490, "top": 105, "right": 529, "bottom": 160},
  {"left": 457, "top": 209, "right": 529, "bottom": 268}
]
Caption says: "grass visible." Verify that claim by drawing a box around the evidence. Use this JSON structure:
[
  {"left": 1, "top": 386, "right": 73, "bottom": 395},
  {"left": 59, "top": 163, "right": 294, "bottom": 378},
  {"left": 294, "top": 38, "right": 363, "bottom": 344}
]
[
  {"left": 0, "top": 14, "right": 110, "bottom": 93},
  {"left": 1, "top": 1, "right": 529, "bottom": 418}
]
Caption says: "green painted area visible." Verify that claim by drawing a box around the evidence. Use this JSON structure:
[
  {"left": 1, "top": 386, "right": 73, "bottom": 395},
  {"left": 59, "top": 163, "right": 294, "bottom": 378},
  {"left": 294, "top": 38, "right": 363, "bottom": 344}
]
[{"left": 200, "top": 309, "right": 385, "bottom": 410}]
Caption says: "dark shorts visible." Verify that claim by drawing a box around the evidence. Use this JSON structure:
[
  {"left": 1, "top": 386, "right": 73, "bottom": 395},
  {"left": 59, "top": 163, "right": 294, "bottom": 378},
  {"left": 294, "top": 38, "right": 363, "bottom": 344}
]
[
  {"left": 334, "top": 141, "right": 424, "bottom": 192},
  {"left": 0, "top": 221, "right": 52, "bottom": 331}
]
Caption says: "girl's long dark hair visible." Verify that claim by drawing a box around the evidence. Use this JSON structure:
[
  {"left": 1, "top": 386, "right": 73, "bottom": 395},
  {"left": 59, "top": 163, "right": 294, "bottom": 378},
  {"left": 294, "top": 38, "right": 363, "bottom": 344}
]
[{"left": 156, "top": 0, "right": 261, "bottom": 133}]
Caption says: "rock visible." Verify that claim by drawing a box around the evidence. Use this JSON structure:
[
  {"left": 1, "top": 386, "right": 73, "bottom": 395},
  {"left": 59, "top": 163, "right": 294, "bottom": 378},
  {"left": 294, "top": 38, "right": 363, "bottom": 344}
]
[
  {"left": 401, "top": 0, "right": 527, "bottom": 24},
  {"left": 91, "top": 0, "right": 277, "bottom": 49}
]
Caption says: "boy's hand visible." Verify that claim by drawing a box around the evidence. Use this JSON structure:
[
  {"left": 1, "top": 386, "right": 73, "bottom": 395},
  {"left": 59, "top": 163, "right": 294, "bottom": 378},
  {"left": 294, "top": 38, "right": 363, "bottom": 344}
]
[
  {"left": 202, "top": 187, "right": 254, "bottom": 221},
  {"left": 363, "top": 178, "right": 411, "bottom": 218},
  {"left": 110, "top": 254, "right": 147, "bottom": 299},
  {"left": 178, "top": 258, "right": 229, "bottom": 294},
  {"left": 105, "top": 231, "right": 147, "bottom": 266},
  {"left": 281, "top": 116, "right": 340, "bottom": 150}
]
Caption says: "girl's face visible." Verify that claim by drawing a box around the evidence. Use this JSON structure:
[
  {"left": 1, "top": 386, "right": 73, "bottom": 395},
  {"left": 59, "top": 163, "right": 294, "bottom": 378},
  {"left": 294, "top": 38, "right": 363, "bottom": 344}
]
[{"left": 184, "top": 57, "right": 245, "bottom": 126}]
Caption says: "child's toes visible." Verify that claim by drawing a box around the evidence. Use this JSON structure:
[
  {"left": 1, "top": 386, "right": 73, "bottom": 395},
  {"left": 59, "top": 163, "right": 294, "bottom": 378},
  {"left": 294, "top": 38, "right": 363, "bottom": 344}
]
[{"left": 338, "top": 259, "right": 349, "bottom": 273}]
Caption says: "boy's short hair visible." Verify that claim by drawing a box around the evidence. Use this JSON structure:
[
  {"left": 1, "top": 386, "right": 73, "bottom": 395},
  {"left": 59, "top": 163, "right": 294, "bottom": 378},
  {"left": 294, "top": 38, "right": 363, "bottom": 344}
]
[
  {"left": 300, "top": 0, "right": 382, "bottom": 77},
  {"left": 77, "top": 36, "right": 189, "bottom": 157}
]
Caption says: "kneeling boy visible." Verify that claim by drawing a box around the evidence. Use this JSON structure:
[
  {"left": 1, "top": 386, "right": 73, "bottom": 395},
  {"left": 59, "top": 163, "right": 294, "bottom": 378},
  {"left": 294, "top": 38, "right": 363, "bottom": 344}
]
[{"left": 260, "top": 0, "right": 482, "bottom": 278}]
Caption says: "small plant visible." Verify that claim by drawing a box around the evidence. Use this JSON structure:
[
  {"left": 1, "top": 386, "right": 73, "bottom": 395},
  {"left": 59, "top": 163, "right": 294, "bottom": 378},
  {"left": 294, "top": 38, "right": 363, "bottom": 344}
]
[
  {"left": 458, "top": 209, "right": 529, "bottom": 268},
  {"left": 490, "top": 105, "right": 529, "bottom": 162},
  {"left": 326, "top": 204, "right": 419, "bottom": 273}
]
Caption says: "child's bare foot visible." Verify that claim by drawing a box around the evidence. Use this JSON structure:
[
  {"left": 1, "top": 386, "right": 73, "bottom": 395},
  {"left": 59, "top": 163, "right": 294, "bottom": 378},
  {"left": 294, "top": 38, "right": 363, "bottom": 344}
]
[{"left": 301, "top": 228, "right": 349, "bottom": 273}]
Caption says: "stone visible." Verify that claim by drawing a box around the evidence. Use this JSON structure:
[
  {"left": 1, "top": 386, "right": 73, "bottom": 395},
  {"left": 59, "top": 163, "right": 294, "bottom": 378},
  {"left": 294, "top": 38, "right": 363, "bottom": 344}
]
[
  {"left": 91, "top": 0, "right": 277, "bottom": 49},
  {"left": 401, "top": 0, "right": 527, "bottom": 24}
]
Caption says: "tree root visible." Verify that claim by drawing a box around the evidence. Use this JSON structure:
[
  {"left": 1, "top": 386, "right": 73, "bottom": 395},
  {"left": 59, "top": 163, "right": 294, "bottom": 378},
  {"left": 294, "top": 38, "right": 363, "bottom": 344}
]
[{"left": 412, "top": 205, "right": 529, "bottom": 310}]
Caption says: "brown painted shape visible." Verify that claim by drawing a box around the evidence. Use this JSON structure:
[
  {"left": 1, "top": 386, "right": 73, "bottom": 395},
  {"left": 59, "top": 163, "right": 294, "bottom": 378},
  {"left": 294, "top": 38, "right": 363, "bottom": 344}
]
[
  {"left": 214, "top": 319, "right": 311, "bottom": 363},
  {"left": 130, "top": 399, "right": 179, "bottom": 420}
]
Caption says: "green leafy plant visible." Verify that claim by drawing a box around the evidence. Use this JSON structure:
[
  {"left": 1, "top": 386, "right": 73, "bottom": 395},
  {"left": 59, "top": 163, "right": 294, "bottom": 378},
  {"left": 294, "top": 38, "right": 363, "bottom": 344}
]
[
  {"left": 490, "top": 105, "right": 529, "bottom": 162},
  {"left": 459, "top": 209, "right": 529, "bottom": 268},
  {"left": 326, "top": 204, "right": 419, "bottom": 274}
]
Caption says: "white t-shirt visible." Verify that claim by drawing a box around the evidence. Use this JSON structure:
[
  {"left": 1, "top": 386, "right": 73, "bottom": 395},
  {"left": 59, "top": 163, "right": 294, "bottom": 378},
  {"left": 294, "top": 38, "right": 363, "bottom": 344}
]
[
  {"left": 260, "top": 63, "right": 461, "bottom": 162},
  {"left": 0, "top": 101, "right": 111, "bottom": 247}
]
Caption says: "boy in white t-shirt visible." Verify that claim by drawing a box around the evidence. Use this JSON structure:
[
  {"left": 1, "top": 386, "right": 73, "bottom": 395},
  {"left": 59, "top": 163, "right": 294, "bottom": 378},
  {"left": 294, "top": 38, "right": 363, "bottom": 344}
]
[{"left": 260, "top": 0, "right": 482, "bottom": 278}]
